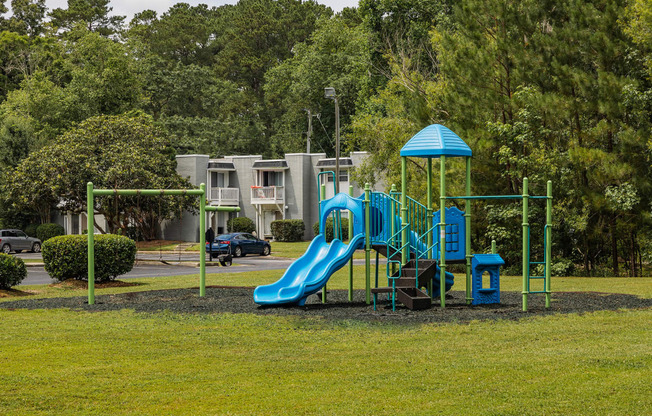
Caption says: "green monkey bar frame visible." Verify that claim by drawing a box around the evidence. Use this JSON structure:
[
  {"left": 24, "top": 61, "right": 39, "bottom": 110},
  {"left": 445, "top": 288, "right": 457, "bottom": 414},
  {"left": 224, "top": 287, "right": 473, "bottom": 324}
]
[{"left": 86, "top": 182, "right": 240, "bottom": 305}]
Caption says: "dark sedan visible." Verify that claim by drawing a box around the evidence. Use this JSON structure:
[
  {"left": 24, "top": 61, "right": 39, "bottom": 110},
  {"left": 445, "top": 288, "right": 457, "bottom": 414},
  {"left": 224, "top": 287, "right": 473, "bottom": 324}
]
[{"left": 205, "top": 233, "right": 271, "bottom": 258}]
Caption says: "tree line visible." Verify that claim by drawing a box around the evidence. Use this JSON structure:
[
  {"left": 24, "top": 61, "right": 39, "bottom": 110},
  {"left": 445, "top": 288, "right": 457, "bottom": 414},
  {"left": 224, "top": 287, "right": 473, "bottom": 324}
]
[{"left": 0, "top": 0, "right": 650, "bottom": 276}]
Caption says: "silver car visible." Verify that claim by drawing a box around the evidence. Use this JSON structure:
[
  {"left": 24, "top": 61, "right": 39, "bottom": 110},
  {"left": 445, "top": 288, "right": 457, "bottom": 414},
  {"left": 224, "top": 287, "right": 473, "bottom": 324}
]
[{"left": 0, "top": 229, "right": 42, "bottom": 254}]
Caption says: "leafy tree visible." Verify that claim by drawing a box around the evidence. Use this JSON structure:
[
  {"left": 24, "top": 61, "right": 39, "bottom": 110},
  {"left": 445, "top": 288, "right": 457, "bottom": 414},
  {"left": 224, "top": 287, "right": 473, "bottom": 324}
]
[
  {"left": 9, "top": 0, "right": 47, "bottom": 36},
  {"left": 264, "top": 15, "right": 370, "bottom": 156},
  {"left": 0, "top": 28, "right": 142, "bottom": 167},
  {"left": 2, "top": 114, "right": 195, "bottom": 239},
  {"left": 49, "top": 0, "right": 125, "bottom": 37}
]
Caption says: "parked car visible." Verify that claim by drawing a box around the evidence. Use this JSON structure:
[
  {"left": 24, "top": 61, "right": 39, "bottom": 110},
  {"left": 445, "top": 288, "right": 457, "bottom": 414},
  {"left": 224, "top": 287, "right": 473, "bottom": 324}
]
[
  {"left": 0, "top": 229, "right": 42, "bottom": 254},
  {"left": 205, "top": 233, "right": 271, "bottom": 258}
]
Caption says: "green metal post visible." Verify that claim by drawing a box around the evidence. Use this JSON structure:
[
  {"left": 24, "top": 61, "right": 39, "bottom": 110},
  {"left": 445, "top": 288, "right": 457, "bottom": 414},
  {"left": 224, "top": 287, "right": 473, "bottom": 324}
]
[
  {"left": 390, "top": 184, "right": 397, "bottom": 278},
  {"left": 364, "top": 183, "right": 371, "bottom": 304},
  {"left": 465, "top": 157, "right": 472, "bottom": 305},
  {"left": 545, "top": 180, "right": 552, "bottom": 308},
  {"left": 401, "top": 157, "right": 408, "bottom": 266},
  {"left": 427, "top": 158, "right": 433, "bottom": 257},
  {"left": 348, "top": 185, "right": 354, "bottom": 302},
  {"left": 492, "top": 240, "right": 497, "bottom": 254},
  {"left": 87, "top": 182, "right": 95, "bottom": 305},
  {"left": 321, "top": 184, "right": 327, "bottom": 303},
  {"left": 522, "top": 177, "right": 529, "bottom": 312},
  {"left": 426, "top": 158, "right": 433, "bottom": 298},
  {"left": 439, "top": 156, "right": 447, "bottom": 308},
  {"left": 199, "top": 183, "right": 206, "bottom": 297}
]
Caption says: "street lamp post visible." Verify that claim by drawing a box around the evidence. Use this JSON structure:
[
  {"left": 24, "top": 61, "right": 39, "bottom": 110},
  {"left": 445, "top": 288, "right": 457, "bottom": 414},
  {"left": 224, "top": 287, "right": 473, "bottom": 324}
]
[{"left": 324, "top": 87, "right": 339, "bottom": 195}]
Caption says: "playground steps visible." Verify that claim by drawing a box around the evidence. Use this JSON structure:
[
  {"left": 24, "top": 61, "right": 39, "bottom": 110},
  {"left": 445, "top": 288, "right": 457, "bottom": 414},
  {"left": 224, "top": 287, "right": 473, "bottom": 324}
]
[{"left": 371, "top": 259, "right": 438, "bottom": 310}]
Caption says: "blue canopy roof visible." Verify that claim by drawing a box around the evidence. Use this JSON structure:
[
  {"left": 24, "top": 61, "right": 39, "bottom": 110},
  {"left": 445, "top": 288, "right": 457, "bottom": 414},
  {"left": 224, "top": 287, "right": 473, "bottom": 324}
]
[{"left": 400, "top": 124, "right": 472, "bottom": 158}]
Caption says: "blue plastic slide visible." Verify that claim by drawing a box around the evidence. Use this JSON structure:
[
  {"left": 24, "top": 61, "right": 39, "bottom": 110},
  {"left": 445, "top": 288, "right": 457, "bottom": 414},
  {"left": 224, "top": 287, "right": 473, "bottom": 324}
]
[
  {"left": 254, "top": 192, "right": 367, "bottom": 306},
  {"left": 253, "top": 233, "right": 365, "bottom": 306}
]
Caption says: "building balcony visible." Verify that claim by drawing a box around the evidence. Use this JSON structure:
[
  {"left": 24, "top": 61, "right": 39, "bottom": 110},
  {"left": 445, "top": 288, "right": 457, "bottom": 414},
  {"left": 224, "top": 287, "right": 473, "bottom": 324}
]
[
  {"left": 209, "top": 187, "right": 239, "bottom": 206},
  {"left": 251, "top": 186, "right": 284, "bottom": 204}
]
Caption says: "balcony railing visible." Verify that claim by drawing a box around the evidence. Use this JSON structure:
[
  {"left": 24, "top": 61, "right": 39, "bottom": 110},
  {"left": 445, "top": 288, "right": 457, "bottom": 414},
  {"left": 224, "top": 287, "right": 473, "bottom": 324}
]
[
  {"left": 209, "top": 187, "right": 239, "bottom": 206},
  {"left": 251, "top": 186, "right": 284, "bottom": 204}
]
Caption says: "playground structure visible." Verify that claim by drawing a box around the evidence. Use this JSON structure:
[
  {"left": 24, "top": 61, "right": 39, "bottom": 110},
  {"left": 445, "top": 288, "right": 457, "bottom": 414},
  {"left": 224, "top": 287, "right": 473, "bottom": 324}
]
[
  {"left": 85, "top": 183, "right": 240, "bottom": 305},
  {"left": 254, "top": 124, "right": 553, "bottom": 311}
]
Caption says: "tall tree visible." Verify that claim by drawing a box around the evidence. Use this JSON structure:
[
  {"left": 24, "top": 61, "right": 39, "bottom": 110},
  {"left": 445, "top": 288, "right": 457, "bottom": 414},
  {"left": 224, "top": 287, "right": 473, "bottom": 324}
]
[
  {"left": 2, "top": 114, "right": 194, "bottom": 238},
  {"left": 9, "top": 0, "right": 46, "bottom": 36},
  {"left": 264, "top": 15, "right": 370, "bottom": 156},
  {"left": 49, "top": 0, "right": 125, "bottom": 36}
]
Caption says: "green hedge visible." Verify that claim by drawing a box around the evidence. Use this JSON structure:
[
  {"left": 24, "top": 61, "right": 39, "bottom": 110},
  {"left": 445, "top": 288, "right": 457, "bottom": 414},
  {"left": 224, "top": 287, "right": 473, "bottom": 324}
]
[
  {"left": 227, "top": 217, "right": 256, "bottom": 233},
  {"left": 313, "top": 217, "right": 349, "bottom": 242},
  {"left": 42, "top": 234, "right": 136, "bottom": 282},
  {"left": 270, "top": 219, "right": 305, "bottom": 242},
  {"left": 0, "top": 253, "right": 27, "bottom": 289},
  {"left": 24, "top": 224, "right": 39, "bottom": 238},
  {"left": 36, "top": 223, "right": 65, "bottom": 242}
]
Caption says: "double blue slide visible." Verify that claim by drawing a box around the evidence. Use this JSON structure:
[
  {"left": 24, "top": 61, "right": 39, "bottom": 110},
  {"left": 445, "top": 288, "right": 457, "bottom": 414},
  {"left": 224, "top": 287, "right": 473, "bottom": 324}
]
[{"left": 253, "top": 192, "right": 453, "bottom": 306}]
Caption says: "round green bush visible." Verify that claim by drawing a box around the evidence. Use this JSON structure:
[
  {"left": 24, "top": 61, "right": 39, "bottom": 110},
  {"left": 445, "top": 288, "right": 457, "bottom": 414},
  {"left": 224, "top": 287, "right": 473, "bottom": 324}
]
[
  {"left": 42, "top": 234, "right": 136, "bottom": 282},
  {"left": 270, "top": 219, "right": 305, "bottom": 242},
  {"left": 36, "top": 223, "right": 65, "bottom": 242},
  {"left": 24, "top": 224, "right": 39, "bottom": 238},
  {"left": 227, "top": 217, "right": 256, "bottom": 233},
  {"left": 313, "top": 217, "right": 349, "bottom": 242},
  {"left": 0, "top": 253, "right": 27, "bottom": 289}
]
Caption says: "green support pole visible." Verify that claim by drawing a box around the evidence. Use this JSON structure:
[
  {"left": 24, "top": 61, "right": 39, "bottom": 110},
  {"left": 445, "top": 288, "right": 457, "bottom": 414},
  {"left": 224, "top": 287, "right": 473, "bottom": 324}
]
[
  {"left": 492, "top": 240, "right": 497, "bottom": 254},
  {"left": 364, "top": 183, "right": 371, "bottom": 304},
  {"left": 87, "top": 182, "right": 95, "bottom": 305},
  {"left": 426, "top": 158, "right": 434, "bottom": 298},
  {"left": 522, "top": 177, "right": 529, "bottom": 312},
  {"left": 545, "top": 180, "right": 552, "bottom": 308},
  {"left": 465, "top": 157, "right": 472, "bottom": 305},
  {"left": 401, "top": 157, "right": 408, "bottom": 266},
  {"left": 199, "top": 183, "right": 206, "bottom": 297},
  {"left": 321, "top": 184, "right": 327, "bottom": 303},
  {"left": 390, "top": 184, "right": 397, "bottom": 278},
  {"left": 439, "top": 156, "right": 447, "bottom": 308},
  {"left": 348, "top": 185, "right": 354, "bottom": 302}
]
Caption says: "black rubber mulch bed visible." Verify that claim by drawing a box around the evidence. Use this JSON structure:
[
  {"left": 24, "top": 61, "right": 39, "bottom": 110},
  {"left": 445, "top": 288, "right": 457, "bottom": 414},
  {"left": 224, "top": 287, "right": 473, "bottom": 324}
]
[{"left": 2, "top": 286, "right": 651, "bottom": 324}]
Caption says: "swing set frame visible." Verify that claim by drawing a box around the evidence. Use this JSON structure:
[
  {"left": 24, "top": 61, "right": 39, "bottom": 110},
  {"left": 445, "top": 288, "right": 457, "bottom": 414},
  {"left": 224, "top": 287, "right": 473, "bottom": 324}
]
[{"left": 86, "top": 182, "right": 239, "bottom": 305}]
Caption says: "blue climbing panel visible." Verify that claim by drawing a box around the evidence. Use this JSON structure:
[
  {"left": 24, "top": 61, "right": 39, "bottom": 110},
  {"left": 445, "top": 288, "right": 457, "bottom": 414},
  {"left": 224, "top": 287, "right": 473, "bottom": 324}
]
[
  {"left": 471, "top": 254, "right": 504, "bottom": 305},
  {"left": 433, "top": 207, "right": 466, "bottom": 262}
]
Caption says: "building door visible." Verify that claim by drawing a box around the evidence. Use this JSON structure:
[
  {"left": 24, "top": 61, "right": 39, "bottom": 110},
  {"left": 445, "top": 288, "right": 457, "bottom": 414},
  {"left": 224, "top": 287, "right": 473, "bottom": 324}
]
[{"left": 263, "top": 210, "right": 276, "bottom": 237}]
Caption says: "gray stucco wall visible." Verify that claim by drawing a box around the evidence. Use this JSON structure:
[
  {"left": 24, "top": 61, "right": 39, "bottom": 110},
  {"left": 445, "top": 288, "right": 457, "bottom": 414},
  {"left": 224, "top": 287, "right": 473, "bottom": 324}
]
[
  {"left": 225, "top": 155, "right": 259, "bottom": 224},
  {"left": 161, "top": 155, "right": 208, "bottom": 242}
]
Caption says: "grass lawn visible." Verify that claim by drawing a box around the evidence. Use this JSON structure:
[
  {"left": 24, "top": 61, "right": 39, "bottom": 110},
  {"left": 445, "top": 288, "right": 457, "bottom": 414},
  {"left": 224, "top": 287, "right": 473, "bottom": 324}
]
[{"left": 1, "top": 271, "right": 650, "bottom": 415}]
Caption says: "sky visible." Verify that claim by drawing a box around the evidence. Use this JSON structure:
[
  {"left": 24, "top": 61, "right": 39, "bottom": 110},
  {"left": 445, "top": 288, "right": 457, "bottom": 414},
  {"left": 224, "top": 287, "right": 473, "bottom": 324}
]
[{"left": 39, "top": 1, "right": 359, "bottom": 20}]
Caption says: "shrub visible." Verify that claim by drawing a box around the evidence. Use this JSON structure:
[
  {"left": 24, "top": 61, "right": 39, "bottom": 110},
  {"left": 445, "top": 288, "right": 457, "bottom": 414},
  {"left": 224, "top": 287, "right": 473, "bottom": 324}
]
[
  {"left": 313, "top": 217, "right": 349, "bottom": 242},
  {"left": 0, "top": 253, "right": 27, "bottom": 289},
  {"left": 42, "top": 234, "right": 136, "bottom": 282},
  {"left": 24, "top": 224, "right": 39, "bottom": 238},
  {"left": 271, "top": 219, "right": 305, "bottom": 242},
  {"left": 227, "top": 217, "right": 256, "bottom": 233},
  {"left": 36, "top": 223, "right": 65, "bottom": 242}
]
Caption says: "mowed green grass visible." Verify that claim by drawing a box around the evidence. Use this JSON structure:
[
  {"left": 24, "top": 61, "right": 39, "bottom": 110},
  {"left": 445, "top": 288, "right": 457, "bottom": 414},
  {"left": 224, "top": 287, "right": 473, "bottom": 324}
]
[{"left": 1, "top": 271, "right": 650, "bottom": 415}]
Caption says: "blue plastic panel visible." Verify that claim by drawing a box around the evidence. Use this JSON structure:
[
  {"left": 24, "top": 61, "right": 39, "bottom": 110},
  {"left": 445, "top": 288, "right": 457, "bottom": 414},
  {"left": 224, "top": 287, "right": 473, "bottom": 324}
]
[{"left": 433, "top": 207, "right": 466, "bottom": 262}]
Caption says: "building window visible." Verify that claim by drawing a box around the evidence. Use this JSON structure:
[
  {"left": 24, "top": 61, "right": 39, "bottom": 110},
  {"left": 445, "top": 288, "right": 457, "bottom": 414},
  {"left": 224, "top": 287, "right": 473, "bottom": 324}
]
[
  {"left": 262, "top": 171, "right": 283, "bottom": 186},
  {"left": 211, "top": 171, "right": 225, "bottom": 188},
  {"left": 324, "top": 169, "right": 348, "bottom": 183}
]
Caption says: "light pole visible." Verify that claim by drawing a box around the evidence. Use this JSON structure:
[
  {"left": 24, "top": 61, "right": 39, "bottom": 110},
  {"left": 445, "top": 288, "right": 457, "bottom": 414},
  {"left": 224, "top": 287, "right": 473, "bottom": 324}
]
[{"left": 324, "top": 87, "right": 339, "bottom": 195}]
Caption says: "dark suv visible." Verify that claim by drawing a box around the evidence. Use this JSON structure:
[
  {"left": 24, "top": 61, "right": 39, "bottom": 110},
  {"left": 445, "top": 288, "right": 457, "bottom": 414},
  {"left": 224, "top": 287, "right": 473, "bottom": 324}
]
[{"left": 0, "top": 229, "right": 42, "bottom": 254}]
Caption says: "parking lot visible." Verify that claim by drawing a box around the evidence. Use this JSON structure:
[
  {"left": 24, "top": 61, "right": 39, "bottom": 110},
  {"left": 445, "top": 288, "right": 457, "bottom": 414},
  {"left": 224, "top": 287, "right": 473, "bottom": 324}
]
[{"left": 15, "top": 252, "right": 295, "bottom": 286}]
